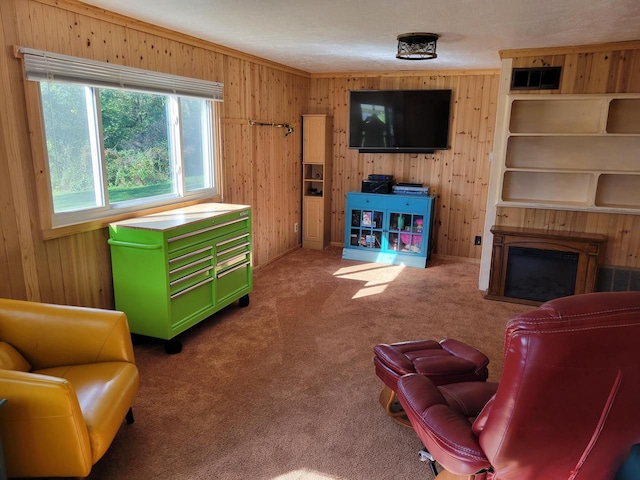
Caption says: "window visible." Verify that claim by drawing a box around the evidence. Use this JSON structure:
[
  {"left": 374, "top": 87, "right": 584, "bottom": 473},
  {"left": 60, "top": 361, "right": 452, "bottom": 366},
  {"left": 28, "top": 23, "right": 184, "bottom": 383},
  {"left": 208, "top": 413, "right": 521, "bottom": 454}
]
[{"left": 21, "top": 48, "right": 223, "bottom": 229}]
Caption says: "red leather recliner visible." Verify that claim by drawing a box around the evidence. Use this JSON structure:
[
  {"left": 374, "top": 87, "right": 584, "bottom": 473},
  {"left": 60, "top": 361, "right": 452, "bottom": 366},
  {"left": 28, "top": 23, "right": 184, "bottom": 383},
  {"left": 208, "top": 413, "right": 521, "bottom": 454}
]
[{"left": 396, "top": 291, "right": 640, "bottom": 480}]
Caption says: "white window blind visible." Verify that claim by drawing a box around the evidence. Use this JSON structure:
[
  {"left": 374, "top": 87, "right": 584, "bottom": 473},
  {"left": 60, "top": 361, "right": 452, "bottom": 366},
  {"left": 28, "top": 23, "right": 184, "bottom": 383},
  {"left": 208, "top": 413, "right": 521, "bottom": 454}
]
[{"left": 20, "top": 47, "right": 223, "bottom": 101}]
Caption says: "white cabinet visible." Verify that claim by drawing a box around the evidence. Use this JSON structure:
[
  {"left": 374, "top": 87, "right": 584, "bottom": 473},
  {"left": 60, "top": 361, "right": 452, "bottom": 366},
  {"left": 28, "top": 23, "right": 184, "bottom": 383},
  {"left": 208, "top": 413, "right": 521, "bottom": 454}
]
[{"left": 497, "top": 94, "right": 640, "bottom": 212}]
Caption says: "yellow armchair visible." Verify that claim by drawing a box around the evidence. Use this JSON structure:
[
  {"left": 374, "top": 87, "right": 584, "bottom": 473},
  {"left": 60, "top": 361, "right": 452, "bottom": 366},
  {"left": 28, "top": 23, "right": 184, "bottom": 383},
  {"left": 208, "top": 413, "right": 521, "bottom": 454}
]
[{"left": 0, "top": 298, "right": 140, "bottom": 478}]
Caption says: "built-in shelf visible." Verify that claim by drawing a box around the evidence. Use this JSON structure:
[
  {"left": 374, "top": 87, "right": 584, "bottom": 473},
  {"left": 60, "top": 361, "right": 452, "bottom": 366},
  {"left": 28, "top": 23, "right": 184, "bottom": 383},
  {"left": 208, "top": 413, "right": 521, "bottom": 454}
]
[
  {"left": 595, "top": 175, "right": 640, "bottom": 209},
  {"left": 498, "top": 94, "right": 640, "bottom": 214},
  {"left": 607, "top": 99, "right": 640, "bottom": 133},
  {"left": 509, "top": 99, "right": 603, "bottom": 134},
  {"left": 303, "top": 163, "right": 325, "bottom": 196},
  {"left": 506, "top": 136, "right": 640, "bottom": 171},
  {"left": 502, "top": 171, "right": 594, "bottom": 206}
]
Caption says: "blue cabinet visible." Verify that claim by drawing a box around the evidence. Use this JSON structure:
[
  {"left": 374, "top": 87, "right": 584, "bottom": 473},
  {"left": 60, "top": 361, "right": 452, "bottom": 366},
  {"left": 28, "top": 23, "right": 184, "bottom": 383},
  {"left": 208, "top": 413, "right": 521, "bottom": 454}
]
[{"left": 342, "top": 192, "right": 435, "bottom": 268}]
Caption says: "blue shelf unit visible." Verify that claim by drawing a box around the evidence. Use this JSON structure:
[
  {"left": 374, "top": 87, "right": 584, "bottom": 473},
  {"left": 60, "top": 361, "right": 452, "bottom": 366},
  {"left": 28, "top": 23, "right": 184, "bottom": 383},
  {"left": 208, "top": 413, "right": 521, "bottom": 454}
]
[{"left": 342, "top": 192, "right": 435, "bottom": 268}]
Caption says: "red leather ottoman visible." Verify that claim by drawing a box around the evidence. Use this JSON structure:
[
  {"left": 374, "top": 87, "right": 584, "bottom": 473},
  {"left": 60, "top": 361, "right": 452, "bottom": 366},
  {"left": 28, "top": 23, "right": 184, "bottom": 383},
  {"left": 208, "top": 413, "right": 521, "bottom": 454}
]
[{"left": 374, "top": 338, "right": 489, "bottom": 427}]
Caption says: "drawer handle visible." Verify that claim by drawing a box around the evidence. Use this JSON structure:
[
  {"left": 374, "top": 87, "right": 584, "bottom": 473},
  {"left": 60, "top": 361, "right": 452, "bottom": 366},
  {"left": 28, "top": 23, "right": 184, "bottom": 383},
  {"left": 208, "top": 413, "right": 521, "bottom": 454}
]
[
  {"left": 170, "top": 277, "right": 214, "bottom": 299},
  {"left": 170, "top": 266, "right": 213, "bottom": 287},
  {"left": 217, "top": 261, "right": 250, "bottom": 278},
  {"left": 170, "top": 256, "right": 213, "bottom": 275},
  {"left": 216, "top": 233, "right": 250, "bottom": 247},
  {"left": 216, "top": 242, "right": 251, "bottom": 257},
  {"left": 107, "top": 239, "right": 162, "bottom": 250},
  {"left": 169, "top": 246, "right": 213, "bottom": 264},
  {"left": 167, "top": 218, "right": 247, "bottom": 243},
  {"left": 217, "top": 253, "right": 249, "bottom": 270}
]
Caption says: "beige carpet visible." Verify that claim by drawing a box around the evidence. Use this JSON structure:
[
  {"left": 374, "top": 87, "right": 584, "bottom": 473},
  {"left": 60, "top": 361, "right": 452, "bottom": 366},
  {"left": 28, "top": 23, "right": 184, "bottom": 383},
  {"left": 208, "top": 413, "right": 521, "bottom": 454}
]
[{"left": 86, "top": 247, "right": 530, "bottom": 480}]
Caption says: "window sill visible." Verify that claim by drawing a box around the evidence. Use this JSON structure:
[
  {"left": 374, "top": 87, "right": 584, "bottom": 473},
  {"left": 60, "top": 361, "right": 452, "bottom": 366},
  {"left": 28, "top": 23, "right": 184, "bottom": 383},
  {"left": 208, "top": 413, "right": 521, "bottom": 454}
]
[{"left": 41, "top": 196, "right": 222, "bottom": 240}]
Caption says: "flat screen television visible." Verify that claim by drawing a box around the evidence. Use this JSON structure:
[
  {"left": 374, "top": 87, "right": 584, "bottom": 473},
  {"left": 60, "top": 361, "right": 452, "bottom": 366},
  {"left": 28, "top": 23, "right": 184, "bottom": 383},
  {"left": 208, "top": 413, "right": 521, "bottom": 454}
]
[{"left": 348, "top": 89, "right": 451, "bottom": 153}]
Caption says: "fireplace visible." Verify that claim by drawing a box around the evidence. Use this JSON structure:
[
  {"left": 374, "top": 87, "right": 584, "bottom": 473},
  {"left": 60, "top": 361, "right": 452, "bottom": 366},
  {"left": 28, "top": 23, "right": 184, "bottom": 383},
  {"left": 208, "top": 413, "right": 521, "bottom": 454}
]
[
  {"left": 486, "top": 226, "right": 607, "bottom": 305},
  {"left": 504, "top": 247, "right": 579, "bottom": 303}
]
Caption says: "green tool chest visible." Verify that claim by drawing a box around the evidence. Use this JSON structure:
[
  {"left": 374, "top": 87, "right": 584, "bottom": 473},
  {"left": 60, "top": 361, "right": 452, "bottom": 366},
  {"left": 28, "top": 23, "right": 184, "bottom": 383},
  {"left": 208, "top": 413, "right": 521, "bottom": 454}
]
[{"left": 108, "top": 203, "right": 252, "bottom": 349}]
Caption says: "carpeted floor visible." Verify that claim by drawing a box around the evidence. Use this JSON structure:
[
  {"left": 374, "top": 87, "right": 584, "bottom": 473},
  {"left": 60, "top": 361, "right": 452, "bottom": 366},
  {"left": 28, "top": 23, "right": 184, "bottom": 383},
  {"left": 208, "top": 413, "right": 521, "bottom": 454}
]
[{"left": 86, "top": 247, "right": 530, "bottom": 480}]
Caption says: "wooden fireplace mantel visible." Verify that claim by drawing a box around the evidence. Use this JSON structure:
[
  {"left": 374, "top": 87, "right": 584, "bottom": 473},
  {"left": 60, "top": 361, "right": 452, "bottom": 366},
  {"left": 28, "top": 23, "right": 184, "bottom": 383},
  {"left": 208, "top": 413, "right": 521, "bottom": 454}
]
[{"left": 486, "top": 225, "right": 607, "bottom": 306}]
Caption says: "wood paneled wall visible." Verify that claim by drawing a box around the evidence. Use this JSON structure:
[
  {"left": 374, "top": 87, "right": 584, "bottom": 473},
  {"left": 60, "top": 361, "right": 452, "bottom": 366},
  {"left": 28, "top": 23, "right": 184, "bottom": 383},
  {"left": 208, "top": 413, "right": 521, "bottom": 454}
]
[
  {"left": 0, "top": 0, "right": 308, "bottom": 308},
  {"left": 308, "top": 72, "right": 500, "bottom": 259},
  {"left": 2, "top": 0, "right": 635, "bottom": 310},
  {"left": 495, "top": 43, "right": 640, "bottom": 268}
]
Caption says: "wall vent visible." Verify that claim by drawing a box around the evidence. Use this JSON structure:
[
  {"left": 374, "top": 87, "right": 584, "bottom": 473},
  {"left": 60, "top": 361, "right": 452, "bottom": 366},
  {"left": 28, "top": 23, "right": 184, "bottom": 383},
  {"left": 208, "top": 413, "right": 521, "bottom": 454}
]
[
  {"left": 511, "top": 66, "right": 562, "bottom": 90},
  {"left": 597, "top": 266, "right": 640, "bottom": 292}
]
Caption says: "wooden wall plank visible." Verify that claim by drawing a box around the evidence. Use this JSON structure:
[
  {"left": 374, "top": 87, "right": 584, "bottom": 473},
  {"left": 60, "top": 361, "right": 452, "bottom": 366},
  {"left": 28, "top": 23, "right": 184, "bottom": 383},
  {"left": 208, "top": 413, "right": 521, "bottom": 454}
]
[
  {"left": 0, "top": 0, "right": 46, "bottom": 302},
  {"left": 0, "top": 188, "right": 26, "bottom": 300},
  {"left": 469, "top": 74, "right": 497, "bottom": 257}
]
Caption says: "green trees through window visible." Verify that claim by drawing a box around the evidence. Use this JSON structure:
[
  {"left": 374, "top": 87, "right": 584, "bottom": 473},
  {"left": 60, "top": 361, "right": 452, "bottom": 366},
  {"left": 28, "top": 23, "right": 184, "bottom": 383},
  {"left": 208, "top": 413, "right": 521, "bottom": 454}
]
[
  {"left": 39, "top": 82, "right": 216, "bottom": 222},
  {"left": 100, "top": 89, "right": 172, "bottom": 202}
]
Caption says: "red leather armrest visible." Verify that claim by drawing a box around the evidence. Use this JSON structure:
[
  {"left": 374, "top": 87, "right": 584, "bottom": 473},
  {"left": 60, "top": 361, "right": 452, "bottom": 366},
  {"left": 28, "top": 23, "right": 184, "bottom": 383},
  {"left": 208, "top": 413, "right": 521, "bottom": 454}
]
[
  {"left": 472, "top": 395, "right": 496, "bottom": 437},
  {"left": 440, "top": 338, "right": 489, "bottom": 374},
  {"left": 417, "top": 404, "right": 491, "bottom": 475},
  {"left": 374, "top": 340, "right": 441, "bottom": 374},
  {"left": 397, "top": 373, "right": 491, "bottom": 475}
]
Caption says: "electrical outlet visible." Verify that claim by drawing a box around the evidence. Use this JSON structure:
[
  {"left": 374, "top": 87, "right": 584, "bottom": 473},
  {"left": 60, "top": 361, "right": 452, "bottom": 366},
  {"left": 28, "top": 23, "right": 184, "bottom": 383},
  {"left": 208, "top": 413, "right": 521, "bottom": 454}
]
[
  {"left": 474, "top": 236, "right": 482, "bottom": 246},
  {"left": 294, "top": 222, "right": 298, "bottom": 233}
]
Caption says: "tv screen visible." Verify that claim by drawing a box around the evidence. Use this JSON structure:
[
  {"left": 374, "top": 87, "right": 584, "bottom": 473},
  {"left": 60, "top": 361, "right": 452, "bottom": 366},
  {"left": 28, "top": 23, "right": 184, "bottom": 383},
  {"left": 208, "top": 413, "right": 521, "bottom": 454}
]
[{"left": 348, "top": 89, "right": 451, "bottom": 153}]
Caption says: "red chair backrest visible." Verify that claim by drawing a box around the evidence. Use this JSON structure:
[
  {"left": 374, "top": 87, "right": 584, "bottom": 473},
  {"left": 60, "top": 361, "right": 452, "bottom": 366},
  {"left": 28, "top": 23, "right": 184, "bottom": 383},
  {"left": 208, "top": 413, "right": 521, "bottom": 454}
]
[{"left": 477, "top": 292, "right": 640, "bottom": 480}]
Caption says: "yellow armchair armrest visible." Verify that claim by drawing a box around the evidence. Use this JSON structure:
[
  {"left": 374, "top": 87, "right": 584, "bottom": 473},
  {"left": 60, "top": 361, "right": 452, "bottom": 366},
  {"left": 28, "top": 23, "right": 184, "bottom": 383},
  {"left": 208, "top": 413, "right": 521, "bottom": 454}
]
[
  {"left": 0, "top": 370, "right": 93, "bottom": 477},
  {"left": 0, "top": 298, "right": 135, "bottom": 369}
]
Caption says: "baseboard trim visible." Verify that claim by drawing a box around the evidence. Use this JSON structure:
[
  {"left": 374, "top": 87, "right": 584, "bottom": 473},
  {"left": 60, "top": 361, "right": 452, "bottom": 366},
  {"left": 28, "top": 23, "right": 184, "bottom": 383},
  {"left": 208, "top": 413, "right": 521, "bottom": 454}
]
[
  {"left": 253, "top": 244, "right": 301, "bottom": 271},
  {"left": 431, "top": 254, "right": 480, "bottom": 264},
  {"left": 330, "top": 242, "right": 480, "bottom": 265}
]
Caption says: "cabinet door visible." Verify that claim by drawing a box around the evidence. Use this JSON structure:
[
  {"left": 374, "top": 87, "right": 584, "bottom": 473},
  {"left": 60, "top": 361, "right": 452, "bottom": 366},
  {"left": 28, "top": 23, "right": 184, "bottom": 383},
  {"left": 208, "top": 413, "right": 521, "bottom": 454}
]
[
  {"left": 348, "top": 207, "right": 384, "bottom": 250},
  {"left": 303, "top": 116, "right": 326, "bottom": 164},
  {"left": 387, "top": 212, "right": 426, "bottom": 255},
  {"left": 303, "top": 196, "right": 323, "bottom": 247}
]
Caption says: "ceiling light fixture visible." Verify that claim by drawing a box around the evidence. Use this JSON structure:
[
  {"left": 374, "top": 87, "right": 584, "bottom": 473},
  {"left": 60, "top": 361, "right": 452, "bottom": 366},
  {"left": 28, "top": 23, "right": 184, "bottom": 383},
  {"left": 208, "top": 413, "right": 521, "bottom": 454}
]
[{"left": 396, "top": 33, "right": 439, "bottom": 60}]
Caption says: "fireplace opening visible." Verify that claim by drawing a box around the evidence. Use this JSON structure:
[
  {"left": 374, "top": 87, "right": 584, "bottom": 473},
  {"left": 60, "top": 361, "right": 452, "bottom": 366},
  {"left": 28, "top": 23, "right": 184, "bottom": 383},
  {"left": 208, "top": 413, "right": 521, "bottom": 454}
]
[{"left": 504, "top": 247, "right": 579, "bottom": 303}]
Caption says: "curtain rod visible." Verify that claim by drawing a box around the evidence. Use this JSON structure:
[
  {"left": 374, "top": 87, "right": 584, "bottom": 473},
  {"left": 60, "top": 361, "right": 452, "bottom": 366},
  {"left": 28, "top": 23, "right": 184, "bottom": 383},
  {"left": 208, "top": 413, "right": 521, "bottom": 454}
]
[{"left": 248, "top": 119, "right": 294, "bottom": 136}]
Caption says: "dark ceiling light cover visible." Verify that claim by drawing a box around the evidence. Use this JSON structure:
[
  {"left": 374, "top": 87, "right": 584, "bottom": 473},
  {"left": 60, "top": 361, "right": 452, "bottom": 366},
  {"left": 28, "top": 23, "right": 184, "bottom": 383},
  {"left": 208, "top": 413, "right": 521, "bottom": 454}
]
[{"left": 396, "top": 33, "right": 439, "bottom": 60}]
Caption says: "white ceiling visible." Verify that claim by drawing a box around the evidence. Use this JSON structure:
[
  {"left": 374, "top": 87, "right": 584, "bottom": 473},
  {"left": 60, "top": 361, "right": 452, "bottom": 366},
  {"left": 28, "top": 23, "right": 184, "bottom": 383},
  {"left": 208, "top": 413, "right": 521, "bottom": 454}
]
[{"left": 80, "top": 0, "right": 640, "bottom": 73}]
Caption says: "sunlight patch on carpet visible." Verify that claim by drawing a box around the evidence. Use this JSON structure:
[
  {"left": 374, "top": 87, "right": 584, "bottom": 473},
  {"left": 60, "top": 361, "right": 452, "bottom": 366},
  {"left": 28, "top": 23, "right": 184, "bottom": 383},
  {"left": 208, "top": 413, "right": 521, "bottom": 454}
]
[
  {"left": 271, "top": 469, "right": 340, "bottom": 480},
  {"left": 333, "top": 263, "right": 405, "bottom": 298},
  {"left": 352, "top": 284, "right": 388, "bottom": 298}
]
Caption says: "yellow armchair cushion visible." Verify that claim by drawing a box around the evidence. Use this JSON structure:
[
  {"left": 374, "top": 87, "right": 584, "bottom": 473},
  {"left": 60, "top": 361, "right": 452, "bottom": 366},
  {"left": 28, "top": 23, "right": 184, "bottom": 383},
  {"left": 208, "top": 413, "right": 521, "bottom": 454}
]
[{"left": 0, "top": 341, "right": 31, "bottom": 371}]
